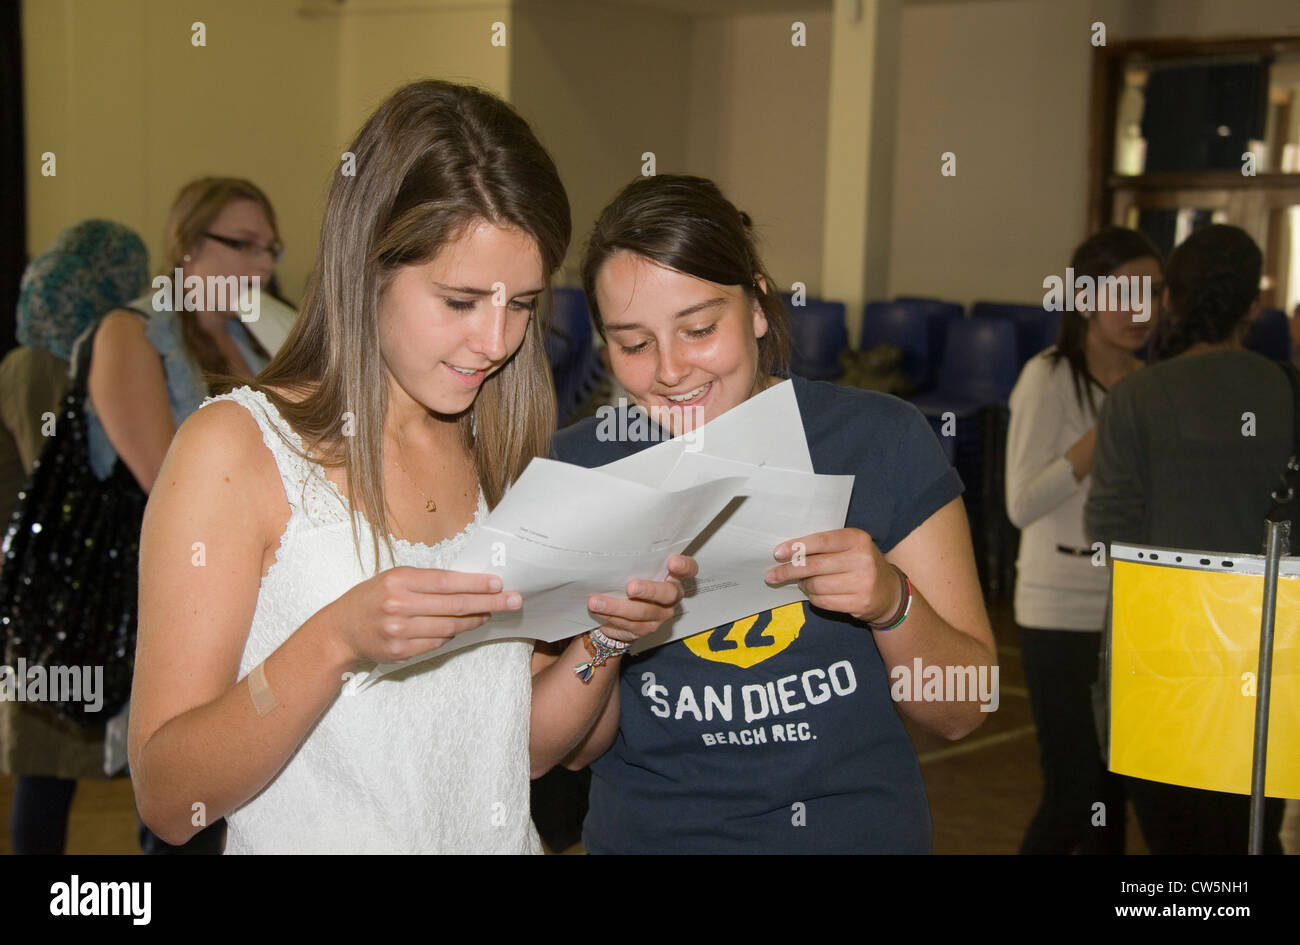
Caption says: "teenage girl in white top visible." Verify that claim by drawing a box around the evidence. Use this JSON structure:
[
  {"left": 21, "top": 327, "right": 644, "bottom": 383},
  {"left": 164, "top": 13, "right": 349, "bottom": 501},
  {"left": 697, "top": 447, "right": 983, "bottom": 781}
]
[
  {"left": 127, "top": 81, "right": 694, "bottom": 853},
  {"left": 1005, "top": 226, "right": 1161, "bottom": 854}
]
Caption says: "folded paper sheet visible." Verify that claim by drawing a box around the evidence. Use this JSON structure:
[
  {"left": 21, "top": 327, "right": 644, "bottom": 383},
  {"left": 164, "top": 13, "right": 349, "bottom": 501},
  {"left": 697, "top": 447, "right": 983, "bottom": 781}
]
[
  {"left": 1108, "top": 544, "right": 1299, "bottom": 799},
  {"left": 625, "top": 451, "right": 852, "bottom": 654},
  {"left": 352, "top": 381, "right": 852, "bottom": 689},
  {"left": 351, "top": 460, "right": 751, "bottom": 689},
  {"left": 597, "top": 376, "right": 815, "bottom": 483}
]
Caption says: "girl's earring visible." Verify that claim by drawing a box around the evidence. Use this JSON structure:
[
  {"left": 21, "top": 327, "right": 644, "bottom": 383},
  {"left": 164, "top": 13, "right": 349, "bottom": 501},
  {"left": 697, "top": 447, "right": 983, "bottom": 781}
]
[{"left": 183, "top": 254, "right": 192, "bottom": 262}]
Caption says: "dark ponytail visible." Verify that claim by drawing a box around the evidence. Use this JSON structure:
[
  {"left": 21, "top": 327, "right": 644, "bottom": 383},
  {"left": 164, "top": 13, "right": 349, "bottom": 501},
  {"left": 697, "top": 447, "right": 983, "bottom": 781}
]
[{"left": 1149, "top": 224, "right": 1261, "bottom": 362}]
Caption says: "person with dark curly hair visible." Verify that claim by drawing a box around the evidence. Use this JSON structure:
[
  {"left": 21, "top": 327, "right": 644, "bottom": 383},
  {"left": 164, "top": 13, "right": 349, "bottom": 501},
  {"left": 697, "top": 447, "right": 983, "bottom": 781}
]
[{"left": 1086, "top": 223, "right": 1289, "bottom": 854}]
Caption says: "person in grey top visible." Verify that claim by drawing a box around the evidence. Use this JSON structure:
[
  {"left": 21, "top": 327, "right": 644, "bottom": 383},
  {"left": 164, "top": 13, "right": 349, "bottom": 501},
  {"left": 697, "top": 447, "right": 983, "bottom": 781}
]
[{"left": 1086, "top": 224, "right": 1288, "bottom": 854}]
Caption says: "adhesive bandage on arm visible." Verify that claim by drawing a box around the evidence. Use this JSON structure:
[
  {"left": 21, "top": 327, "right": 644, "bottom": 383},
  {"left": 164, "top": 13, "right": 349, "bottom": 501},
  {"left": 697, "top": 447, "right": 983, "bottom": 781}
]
[{"left": 247, "top": 661, "right": 278, "bottom": 718}]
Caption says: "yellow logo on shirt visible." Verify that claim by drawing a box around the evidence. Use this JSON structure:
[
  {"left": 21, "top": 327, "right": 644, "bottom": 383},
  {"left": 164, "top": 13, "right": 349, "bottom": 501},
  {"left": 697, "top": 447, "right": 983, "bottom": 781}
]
[{"left": 683, "top": 602, "right": 806, "bottom": 668}]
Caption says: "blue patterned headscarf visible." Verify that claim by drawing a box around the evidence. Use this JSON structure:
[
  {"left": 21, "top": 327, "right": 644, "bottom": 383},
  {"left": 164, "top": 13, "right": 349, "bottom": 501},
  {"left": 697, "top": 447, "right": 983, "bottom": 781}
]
[{"left": 16, "top": 220, "right": 150, "bottom": 361}]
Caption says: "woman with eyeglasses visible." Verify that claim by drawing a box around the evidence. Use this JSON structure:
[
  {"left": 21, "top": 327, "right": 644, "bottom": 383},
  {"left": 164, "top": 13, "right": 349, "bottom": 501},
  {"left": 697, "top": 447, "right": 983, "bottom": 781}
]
[
  {"left": 87, "top": 178, "right": 281, "bottom": 492},
  {"left": 84, "top": 177, "right": 284, "bottom": 853}
]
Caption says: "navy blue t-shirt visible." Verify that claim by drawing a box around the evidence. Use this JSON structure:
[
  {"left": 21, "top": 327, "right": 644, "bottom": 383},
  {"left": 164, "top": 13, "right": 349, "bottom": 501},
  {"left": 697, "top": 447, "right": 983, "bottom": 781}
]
[{"left": 550, "top": 376, "right": 964, "bottom": 853}]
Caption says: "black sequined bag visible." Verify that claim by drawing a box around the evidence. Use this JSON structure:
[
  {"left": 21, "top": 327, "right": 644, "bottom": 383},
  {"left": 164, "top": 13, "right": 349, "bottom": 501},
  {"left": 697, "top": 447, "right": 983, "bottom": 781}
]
[{"left": 0, "top": 319, "right": 147, "bottom": 726}]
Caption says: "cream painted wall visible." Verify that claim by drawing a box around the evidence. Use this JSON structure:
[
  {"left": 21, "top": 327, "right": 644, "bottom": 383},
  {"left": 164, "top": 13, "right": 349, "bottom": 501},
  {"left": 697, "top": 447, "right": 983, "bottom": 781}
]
[
  {"left": 27, "top": 0, "right": 1299, "bottom": 315},
  {"left": 888, "top": 0, "right": 1300, "bottom": 308},
  {"left": 509, "top": 2, "right": 829, "bottom": 290},
  {"left": 22, "top": 0, "right": 514, "bottom": 303},
  {"left": 686, "top": 10, "right": 831, "bottom": 295},
  {"left": 888, "top": 0, "right": 1095, "bottom": 307},
  {"left": 1118, "top": 0, "right": 1300, "bottom": 39},
  {"left": 335, "top": 0, "right": 511, "bottom": 147},
  {"left": 510, "top": 0, "right": 692, "bottom": 284},
  {"left": 23, "top": 0, "right": 339, "bottom": 302}
]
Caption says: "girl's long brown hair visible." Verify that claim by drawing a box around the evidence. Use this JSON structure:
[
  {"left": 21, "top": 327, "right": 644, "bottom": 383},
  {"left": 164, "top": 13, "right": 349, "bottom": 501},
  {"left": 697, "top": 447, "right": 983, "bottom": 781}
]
[{"left": 244, "top": 80, "right": 570, "bottom": 572}]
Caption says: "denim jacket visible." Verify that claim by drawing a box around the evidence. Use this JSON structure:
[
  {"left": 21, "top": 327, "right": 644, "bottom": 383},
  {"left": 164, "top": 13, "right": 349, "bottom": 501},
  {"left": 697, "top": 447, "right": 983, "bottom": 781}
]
[{"left": 83, "top": 295, "right": 269, "bottom": 481}]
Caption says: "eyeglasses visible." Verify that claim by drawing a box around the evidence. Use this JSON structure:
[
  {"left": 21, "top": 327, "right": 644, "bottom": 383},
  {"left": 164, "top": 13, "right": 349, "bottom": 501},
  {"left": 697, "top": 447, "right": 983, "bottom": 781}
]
[{"left": 204, "top": 231, "right": 284, "bottom": 263}]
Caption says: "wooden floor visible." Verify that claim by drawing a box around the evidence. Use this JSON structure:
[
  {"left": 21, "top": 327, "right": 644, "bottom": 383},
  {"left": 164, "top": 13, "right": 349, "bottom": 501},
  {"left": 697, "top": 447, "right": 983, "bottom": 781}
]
[{"left": 1, "top": 598, "right": 1295, "bottom": 855}]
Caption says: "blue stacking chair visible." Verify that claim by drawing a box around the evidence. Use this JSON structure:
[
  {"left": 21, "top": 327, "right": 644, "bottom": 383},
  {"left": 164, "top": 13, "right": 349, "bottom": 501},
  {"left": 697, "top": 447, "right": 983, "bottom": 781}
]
[
  {"left": 896, "top": 296, "right": 955, "bottom": 305},
  {"left": 913, "top": 318, "right": 1019, "bottom": 418},
  {"left": 546, "top": 287, "right": 604, "bottom": 424},
  {"left": 1244, "top": 308, "right": 1290, "bottom": 362},
  {"left": 895, "top": 295, "right": 965, "bottom": 326},
  {"left": 909, "top": 317, "right": 1014, "bottom": 487},
  {"left": 971, "top": 301, "right": 1061, "bottom": 368},
  {"left": 788, "top": 297, "right": 848, "bottom": 381},
  {"left": 893, "top": 297, "right": 964, "bottom": 375},
  {"left": 913, "top": 317, "right": 1020, "bottom": 599},
  {"left": 865, "top": 297, "right": 965, "bottom": 392},
  {"left": 859, "top": 301, "right": 931, "bottom": 391}
]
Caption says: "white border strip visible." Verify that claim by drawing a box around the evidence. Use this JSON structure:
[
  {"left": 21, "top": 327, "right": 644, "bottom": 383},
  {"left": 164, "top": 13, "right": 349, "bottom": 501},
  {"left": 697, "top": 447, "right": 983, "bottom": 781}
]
[{"left": 1109, "top": 541, "right": 1300, "bottom": 577}]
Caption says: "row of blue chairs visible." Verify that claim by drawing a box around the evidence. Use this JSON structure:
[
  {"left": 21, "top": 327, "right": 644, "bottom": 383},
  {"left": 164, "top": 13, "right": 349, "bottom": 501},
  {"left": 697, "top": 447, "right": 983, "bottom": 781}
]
[
  {"left": 548, "top": 283, "right": 1293, "bottom": 428},
  {"left": 788, "top": 293, "right": 1293, "bottom": 405},
  {"left": 782, "top": 293, "right": 1292, "bottom": 598},
  {"left": 784, "top": 297, "right": 1036, "bottom": 457}
]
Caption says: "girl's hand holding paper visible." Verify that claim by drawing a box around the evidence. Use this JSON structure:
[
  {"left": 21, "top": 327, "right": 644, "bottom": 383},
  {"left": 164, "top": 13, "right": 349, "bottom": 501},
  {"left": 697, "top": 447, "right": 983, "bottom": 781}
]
[
  {"left": 766, "top": 528, "right": 902, "bottom": 626},
  {"left": 324, "top": 565, "right": 524, "bottom": 665},
  {"left": 592, "top": 553, "right": 699, "bottom": 644}
]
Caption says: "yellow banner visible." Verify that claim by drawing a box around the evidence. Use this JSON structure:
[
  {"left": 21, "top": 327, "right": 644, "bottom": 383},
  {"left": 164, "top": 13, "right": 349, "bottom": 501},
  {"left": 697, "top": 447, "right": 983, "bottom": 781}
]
[{"left": 1110, "top": 559, "right": 1299, "bottom": 798}]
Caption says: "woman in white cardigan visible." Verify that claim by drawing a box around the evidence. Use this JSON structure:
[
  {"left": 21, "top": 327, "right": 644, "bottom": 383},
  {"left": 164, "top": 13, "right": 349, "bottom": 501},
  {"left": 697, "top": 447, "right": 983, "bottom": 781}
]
[{"left": 1005, "top": 227, "right": 1162, "bottom": 854}]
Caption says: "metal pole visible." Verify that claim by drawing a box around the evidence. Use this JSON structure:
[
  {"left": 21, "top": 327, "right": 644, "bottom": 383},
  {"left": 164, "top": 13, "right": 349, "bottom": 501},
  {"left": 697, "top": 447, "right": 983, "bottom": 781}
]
[{"left": 1249, "top": 520, "right": 1287, "bottom": 854}]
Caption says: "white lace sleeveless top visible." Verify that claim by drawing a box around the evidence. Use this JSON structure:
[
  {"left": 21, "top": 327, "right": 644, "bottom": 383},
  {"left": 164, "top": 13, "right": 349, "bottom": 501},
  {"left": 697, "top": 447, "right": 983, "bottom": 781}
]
[{"left": 204, "top": 386, "right": 541, "bottom": 854}]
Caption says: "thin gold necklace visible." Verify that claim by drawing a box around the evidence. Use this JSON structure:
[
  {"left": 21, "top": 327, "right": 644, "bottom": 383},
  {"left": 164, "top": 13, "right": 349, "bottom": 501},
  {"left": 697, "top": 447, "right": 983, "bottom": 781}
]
[{"left": 392, "top": 430, "right": 437, "bottom": 513}]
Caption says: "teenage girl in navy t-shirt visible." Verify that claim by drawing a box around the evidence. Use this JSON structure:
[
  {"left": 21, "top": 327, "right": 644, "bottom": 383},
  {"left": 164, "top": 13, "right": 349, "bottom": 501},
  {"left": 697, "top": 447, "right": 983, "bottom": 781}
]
[{"left": 548, "top": 175, "right": 997, "bottom": 853}]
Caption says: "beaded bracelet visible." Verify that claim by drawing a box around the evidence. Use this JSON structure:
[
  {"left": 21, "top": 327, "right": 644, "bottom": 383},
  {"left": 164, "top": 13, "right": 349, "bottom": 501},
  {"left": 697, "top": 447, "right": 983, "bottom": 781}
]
[
  {"left": 574, "top": 628, "right": 631, "bottom": 683},
  {"left": 868, "top": 565, "right": 913, "bottom": 632}
]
